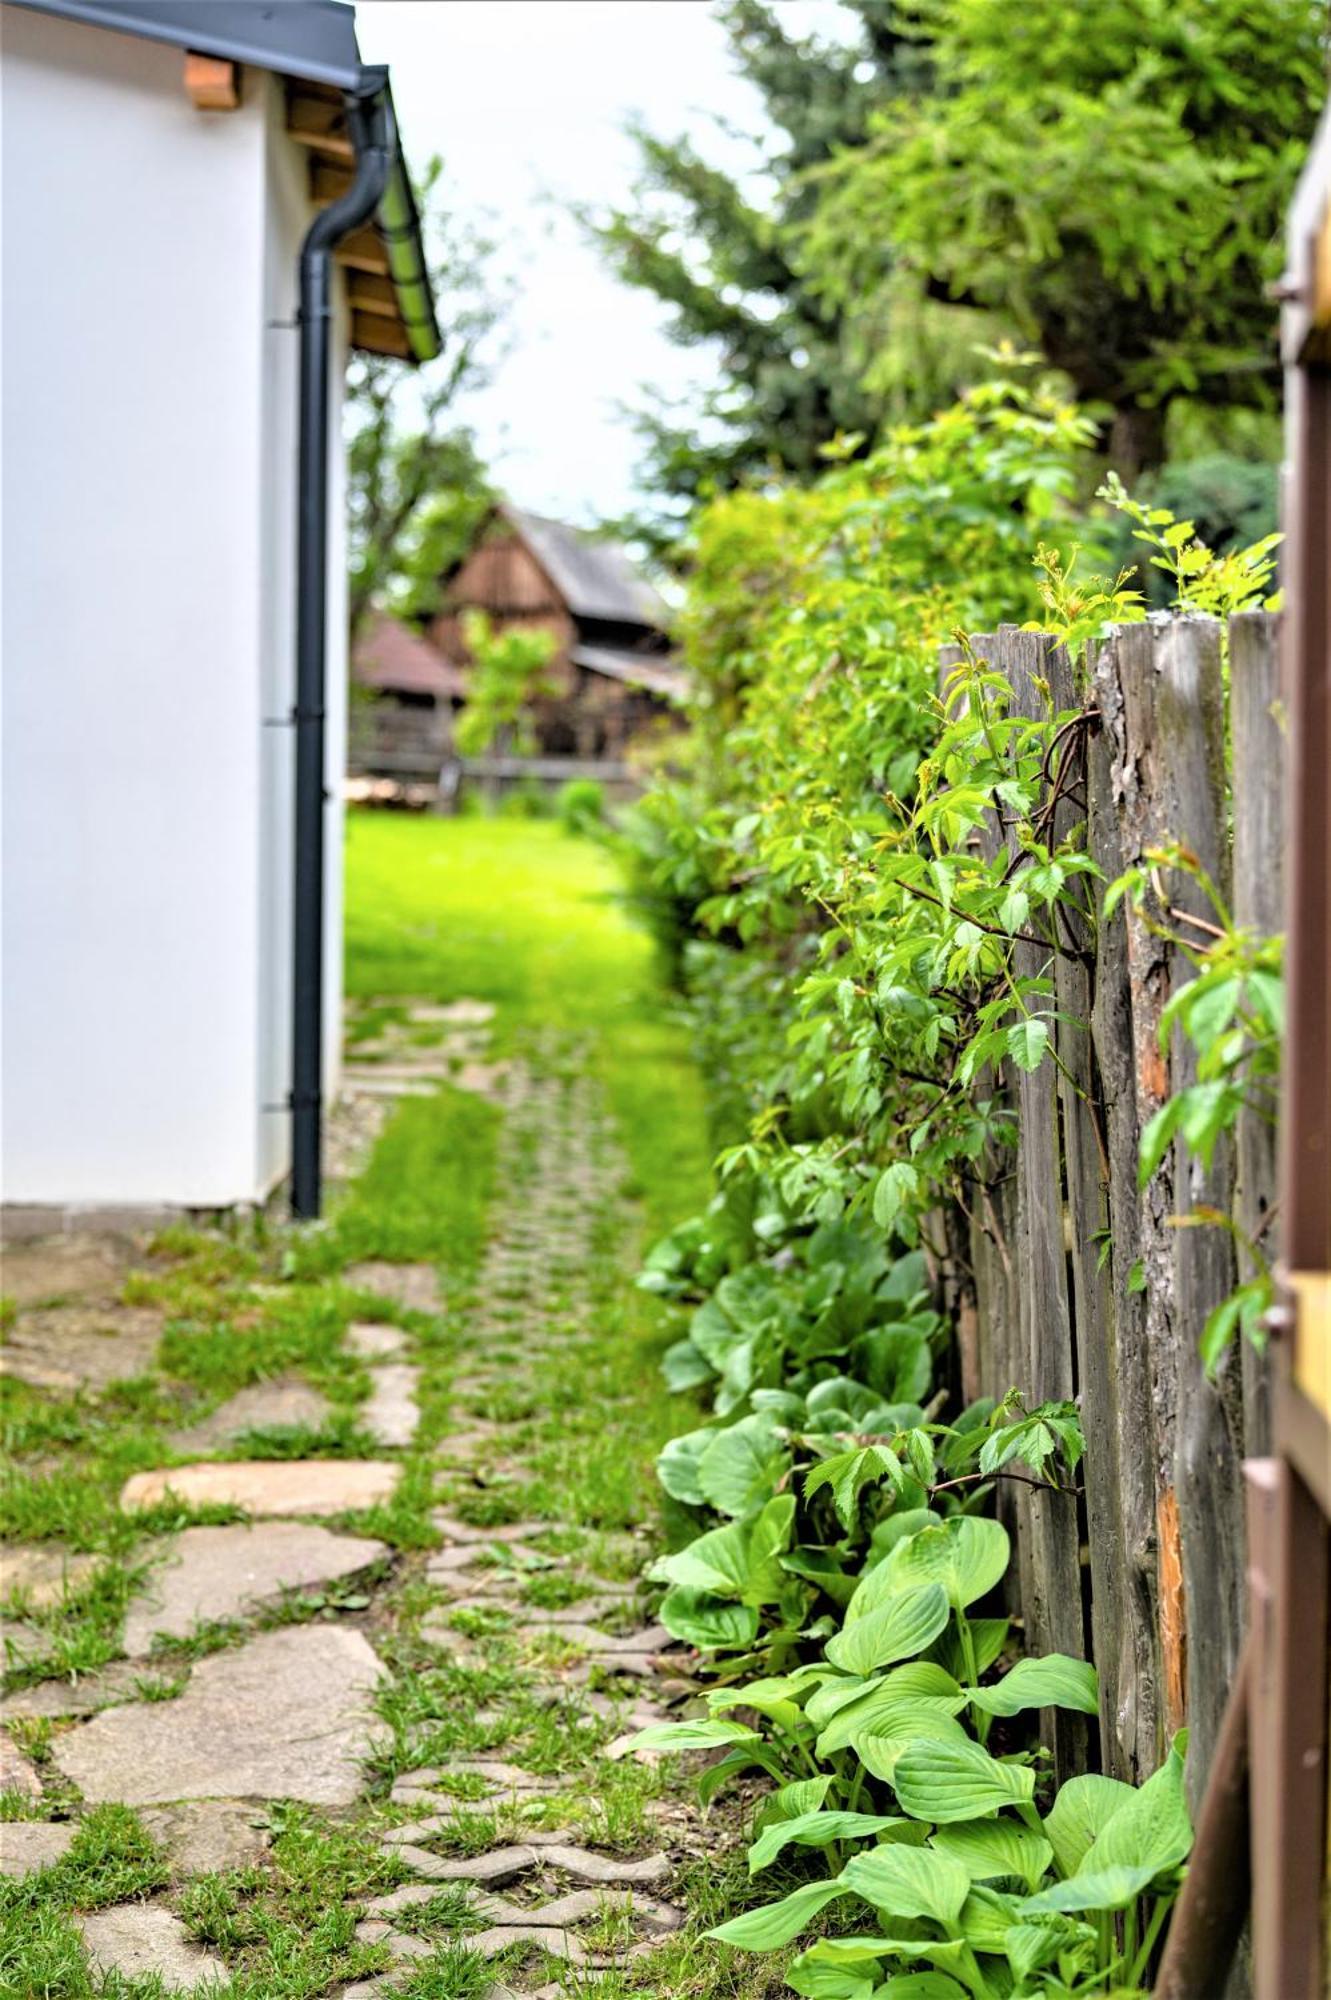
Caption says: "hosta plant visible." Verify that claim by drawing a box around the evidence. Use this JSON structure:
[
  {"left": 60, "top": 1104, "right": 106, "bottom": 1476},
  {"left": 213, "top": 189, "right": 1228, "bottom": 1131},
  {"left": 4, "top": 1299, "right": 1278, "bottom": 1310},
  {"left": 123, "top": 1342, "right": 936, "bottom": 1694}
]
[{"left": 634, "top": 1508, "right": 1189, "bottom": 1998}]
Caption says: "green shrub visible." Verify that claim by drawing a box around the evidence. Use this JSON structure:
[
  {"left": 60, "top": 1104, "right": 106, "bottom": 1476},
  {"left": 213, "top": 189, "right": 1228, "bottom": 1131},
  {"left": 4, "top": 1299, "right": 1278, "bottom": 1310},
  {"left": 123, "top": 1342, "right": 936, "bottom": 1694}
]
[{"left": 556, "top": 777, "right": 605, "bottom": 836}]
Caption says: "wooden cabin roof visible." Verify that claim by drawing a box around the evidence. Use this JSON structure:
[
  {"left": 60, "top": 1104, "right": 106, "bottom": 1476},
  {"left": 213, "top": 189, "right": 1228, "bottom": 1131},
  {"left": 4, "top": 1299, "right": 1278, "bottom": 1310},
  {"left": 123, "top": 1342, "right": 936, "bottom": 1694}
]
[
  {"left": 500, "top": 507, "right": 670, "bottom": 630},
  {"left": 354, "top": 613, "right": 465, "bottom": 700}
]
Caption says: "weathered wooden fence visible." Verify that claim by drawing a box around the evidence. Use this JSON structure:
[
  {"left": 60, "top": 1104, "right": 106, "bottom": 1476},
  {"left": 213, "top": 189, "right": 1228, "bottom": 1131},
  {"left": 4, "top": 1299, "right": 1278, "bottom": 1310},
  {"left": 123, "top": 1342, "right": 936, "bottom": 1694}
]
[{"left": 940, "top": 611, "right": 1283, "bottom": 1813}]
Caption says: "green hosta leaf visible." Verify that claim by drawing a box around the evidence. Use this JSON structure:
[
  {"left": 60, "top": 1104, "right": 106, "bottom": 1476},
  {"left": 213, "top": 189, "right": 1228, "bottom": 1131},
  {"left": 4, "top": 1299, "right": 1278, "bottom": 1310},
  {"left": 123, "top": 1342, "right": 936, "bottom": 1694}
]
[
  {"left": 661, "top": 1338, "right": 715, "bottom": 1393},
  {"left": 656, "top": 1426, "right": 711, "bottom": 1504},
  {"left": 929, "top": 1617, "right": 1009, "bottom": 1684},
  {"left": 698, "top": 1741, "right": 788, "bottom": 1806},
  {"left": 782, "top": 1547, "right": 859, "bottom": 1608},
  {"left": 958, "top": 1884, "right": 1019, "bottom": 1951},
  {"left": 886, "top": 1517, "right": 1011, "bottom": 1611},
  {"left": 964, "top": 1654, "right": 1098, "bottom": 1718},
  {"left": 659, "top": 1519, "right": 750, "bottom": 1597},
  {"left": 894, "top": 1739, "right": 1036, "bottom": 1822},
  {"left": 815, "top": 1664, "right": 963, "bottom": 1756},
  {"left": 931, "top": 1819, "right": 1053, "bottom": 1894},
  {"left": 627, "top": 1718, "right": 759, "bottom": 1753},
  {"left": 849, "top": 1700, "right": 971, "bottom": 1782},
  {"left": 876, "top": 1978, "right": 971, "bottom": 2000},
  {"left": 755, "top": 1776, "right": 832, "bottom": 1828},
  {"left": 840, "top": 1842, "right": 971, "bottom": 1928},
  {"left": 1005, "top": 1915, "right": 1095, "bottom": 1983},
  {"left": 698, "top": 1417, "right": 790, "bottom": 1518},
  {"left": 796, "top": 1937, "right": 985, "bottom": 1990},
  {"left": 749, "top": 1809, "right": 909, "bottom": 1874},
  {"left": 1020, "top": 1861, "right": 1160, "bottom": 1914},
  {"left": 747, "top": 1492, "right": 797, "bottom": 1582},
  {"left": 707, "top": 1876, "right": 850, "bottom": 1950},
  {"left": 826, "top": 1583, "right": 951, "bottom": 1676},
  {"left": 1006, "top": 1018, "right": 1050, "bottom": 1072},
  {"left": 659, "top": 1584, "right": 758, "bottom": 1650},
  {"left": 709, "top": 1672, "right": 809, "bottom": 1736},
  {"left": 690, "top": 1296, "right": 745, "bottom": 1366},
  {"left": 1081, "top": 1732, "right": 1192, "bottom": 1879},
  {"left": 787, "top": 1967, "right": 877, "bottom": 2000},
  {"left": 1042, "top": 1773, "right": 1136, "bottom": 1878}
]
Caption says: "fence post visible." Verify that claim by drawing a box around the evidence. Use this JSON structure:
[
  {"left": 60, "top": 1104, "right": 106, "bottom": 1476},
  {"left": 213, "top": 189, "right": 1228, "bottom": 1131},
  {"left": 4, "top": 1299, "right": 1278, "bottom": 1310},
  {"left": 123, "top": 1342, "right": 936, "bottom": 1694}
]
[
  {"left": 1094, "top": 614, "right": 1246, "bottom": 1808},
  {"left": 1229, "top": 611, "right": 1285, "bottom": 1457}
]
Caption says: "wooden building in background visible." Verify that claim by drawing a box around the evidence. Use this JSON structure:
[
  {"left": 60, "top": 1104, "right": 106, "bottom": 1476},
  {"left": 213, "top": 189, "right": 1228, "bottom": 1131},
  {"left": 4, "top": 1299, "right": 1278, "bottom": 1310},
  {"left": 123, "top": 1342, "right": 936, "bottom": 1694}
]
[
  {"left": 432, "top": 505, "right": 683, "bottom": 769},
  {"left": 348, "top": 613, "right": 465, "bottom": 790}
]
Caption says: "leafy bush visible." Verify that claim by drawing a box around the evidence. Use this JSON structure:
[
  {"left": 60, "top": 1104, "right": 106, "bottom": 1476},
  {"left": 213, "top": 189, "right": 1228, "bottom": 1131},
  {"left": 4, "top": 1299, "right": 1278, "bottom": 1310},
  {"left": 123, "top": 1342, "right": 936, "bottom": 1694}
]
[
  {"left": 621, "top": 372, "right": 1277, "bottom": 1992},
  {"left": 556, "top": 777, "right": 605, "bottom": 835}
]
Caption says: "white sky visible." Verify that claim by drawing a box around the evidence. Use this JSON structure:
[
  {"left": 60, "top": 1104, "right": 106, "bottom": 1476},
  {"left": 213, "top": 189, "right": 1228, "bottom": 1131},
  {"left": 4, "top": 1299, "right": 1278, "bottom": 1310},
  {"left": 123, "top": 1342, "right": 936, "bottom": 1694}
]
[{"left": 355, "top": 1, "right": 850, "bottom": 525}]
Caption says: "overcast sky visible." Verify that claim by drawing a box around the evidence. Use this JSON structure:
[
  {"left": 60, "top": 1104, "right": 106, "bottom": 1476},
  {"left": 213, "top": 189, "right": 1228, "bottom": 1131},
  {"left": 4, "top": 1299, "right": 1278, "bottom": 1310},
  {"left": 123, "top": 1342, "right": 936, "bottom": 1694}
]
[{"left": 356, "top": 1, "right": 850, "bottom": 526}]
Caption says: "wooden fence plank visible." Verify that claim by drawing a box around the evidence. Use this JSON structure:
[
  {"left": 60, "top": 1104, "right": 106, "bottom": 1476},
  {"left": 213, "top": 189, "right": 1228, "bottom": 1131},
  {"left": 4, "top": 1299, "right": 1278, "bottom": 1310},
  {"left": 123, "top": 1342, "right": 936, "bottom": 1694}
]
[
  {"left": 1000, "top": 628, "right": 1089, "bottom": 1780},
  {"left": 1230, "top": 611, "right": 1285, "bottom": 1457},
  {"left": 1085, "top": 622, "right": 1166, "bottom": 1780}
]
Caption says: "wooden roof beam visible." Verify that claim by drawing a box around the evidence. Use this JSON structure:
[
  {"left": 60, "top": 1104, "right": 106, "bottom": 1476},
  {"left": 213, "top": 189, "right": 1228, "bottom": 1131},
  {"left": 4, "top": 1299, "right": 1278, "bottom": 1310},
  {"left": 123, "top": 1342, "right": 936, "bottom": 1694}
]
[
  {"left": 352, "top": 313, "right": 412, "bottom": 359},
  {"left": 286, "top": 88, "right": 355, "bottom": 161},
  {"left": 347, "top": 273, "right": 399, "bottom": 319},
  {"left": 336, "top": 225, "right": 391, "bottom": 277},
  {"left": 185, "top": 53, "right": 240, "bottom": 111}
]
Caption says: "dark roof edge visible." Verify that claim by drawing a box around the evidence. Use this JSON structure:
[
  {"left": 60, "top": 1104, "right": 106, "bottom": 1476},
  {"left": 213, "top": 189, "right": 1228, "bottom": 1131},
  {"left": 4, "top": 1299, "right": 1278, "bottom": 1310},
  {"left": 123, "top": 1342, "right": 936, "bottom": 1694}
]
[
  {"left": 8, "top": 0, "right": 367, "bottom": 88},
  {"left": 10, "top": 0, "right": 440, "bottom": 363}
]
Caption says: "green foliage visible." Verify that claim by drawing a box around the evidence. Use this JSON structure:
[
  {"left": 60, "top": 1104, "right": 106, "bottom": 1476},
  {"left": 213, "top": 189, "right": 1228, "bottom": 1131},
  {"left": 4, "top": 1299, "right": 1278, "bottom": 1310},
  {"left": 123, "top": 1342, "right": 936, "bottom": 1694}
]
[
  {"left": 634, "top": 1503, "right": 1191, "bottom": 1998},
  {"left": 581, "top": 1, "right": 925, "bottom": 532},
  {"left": 556, "top": 777, "right": 606, "bottom": 836},
  {"left": 452, "top": 613, "right": 556, "bottom": 758},
  {"left": 800, "top": 0, "right": 1324, "bottom": 475},
  {"left": 347, "top": 157, "right": 503, "bottom": 627}
]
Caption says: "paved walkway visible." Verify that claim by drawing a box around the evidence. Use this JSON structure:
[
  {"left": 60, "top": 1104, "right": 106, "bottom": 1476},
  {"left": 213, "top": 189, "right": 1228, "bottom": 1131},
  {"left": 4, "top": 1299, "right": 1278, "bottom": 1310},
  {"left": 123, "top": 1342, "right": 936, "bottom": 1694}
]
[{"left": 1, "top": 1003, "right": 695, "bottom": 1995}]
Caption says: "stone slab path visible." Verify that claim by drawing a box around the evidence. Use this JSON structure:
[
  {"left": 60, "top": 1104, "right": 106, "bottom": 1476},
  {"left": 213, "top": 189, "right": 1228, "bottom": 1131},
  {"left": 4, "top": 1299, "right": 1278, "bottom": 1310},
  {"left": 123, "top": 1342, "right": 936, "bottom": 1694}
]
[
  {"left": 121, "top": 1521, "right": 388, "bottom": 1656},
  {"left": 1, "top": 998, "right": 701, "bottom": 1996},
  {"left": 54, "top": 1624, "right": 388, "bottom": 1806}
]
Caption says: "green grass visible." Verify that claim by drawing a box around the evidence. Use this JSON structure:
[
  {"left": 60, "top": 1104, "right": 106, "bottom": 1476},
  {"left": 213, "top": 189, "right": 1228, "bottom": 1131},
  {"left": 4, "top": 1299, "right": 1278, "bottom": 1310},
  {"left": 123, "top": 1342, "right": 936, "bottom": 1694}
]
[{"left": 2, "top": 814, "right": 783, "bottom": 1996}]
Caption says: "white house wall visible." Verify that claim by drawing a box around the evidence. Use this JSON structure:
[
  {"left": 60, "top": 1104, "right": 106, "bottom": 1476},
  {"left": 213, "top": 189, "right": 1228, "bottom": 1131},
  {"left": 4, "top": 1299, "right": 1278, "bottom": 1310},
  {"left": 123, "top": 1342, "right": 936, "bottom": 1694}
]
[{"left": 1, "top": 8, "right": 346, "bottom": 1210}]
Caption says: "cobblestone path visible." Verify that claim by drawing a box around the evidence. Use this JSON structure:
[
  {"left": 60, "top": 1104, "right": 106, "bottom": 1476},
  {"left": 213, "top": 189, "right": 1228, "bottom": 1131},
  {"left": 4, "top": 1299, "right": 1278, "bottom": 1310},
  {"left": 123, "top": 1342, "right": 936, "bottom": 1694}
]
[{"left": 0, "top": 1000, "right": 709, "bottom": 1997}]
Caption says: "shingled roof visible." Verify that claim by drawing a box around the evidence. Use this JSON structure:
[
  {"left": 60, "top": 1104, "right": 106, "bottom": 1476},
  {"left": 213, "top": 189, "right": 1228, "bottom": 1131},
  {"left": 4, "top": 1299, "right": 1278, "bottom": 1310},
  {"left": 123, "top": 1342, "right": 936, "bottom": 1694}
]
[
  {"left": 502, "top": 506, "right": 668, "bottom": 630},
  {"left": 353, "top": 613, "right": 465, "bottom": 701}
]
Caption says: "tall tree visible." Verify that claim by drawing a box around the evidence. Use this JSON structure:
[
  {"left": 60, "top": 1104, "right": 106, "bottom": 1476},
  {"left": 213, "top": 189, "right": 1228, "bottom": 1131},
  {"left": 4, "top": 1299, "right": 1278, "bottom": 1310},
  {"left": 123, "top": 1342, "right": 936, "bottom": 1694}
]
[
  {"left": 347, "top": 158, "right": 504, "bottom": 628},
  {"left": 585, "top": 2, "right": 935, "bottom": 522},
  {"left": 799, "top": 0, "right": 1326, "bottom": 478}
]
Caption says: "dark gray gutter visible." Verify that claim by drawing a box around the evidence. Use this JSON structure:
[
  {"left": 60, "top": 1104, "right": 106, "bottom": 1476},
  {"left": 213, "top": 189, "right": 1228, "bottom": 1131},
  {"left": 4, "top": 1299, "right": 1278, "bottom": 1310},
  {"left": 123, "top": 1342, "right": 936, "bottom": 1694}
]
[{"left": 290, "top": 81, "right": 391, "bottom": 1220}]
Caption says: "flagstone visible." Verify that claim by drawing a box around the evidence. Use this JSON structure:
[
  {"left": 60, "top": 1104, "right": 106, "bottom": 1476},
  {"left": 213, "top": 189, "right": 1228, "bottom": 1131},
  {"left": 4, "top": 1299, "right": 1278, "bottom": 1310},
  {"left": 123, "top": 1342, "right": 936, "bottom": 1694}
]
[
  {"left": 53, "top": 1625, "right": 386, "bottom": 1806},
  {"left": 169, "top": 1379, "right": 332, "bottom": 1453},
  {"left": 1, "top": 1304, "right": 163, "bottom": 1393},
  {"left": 346, "top": 1322, "right": 408, "bottom": 1360},
  {"left": 360, "top": 1364, "right": 420, "bottom": 1448},
  {"left": 0, "top": 1820, "right": 76, "bottom": 1876},
  {"left": 123, "top": 1521, "right": 388, "bottom": 1656},
  {"left": 0, "top": 1659, "right": 148, "bottom": 1721},
  {"left": 141, "top": 1800, "right": 272, "bottom": 1876},
  {"left": 345, "top": 1262, "right": 443, "bottom": 1313},
  {"left": 0, "top": 1235, "right": 129, "bottom": 1307},
  {"left": 3, "top": 1545, "right": 104, "bottom": 1611},
  {"left": 0, "top": 1731, "right": 43, "bottom": 1800},
  {"left": 79, "top": 1903, "right": 231, "bottom": 1990},
  {"left": 120, "top": 1459, "right": 400, "bottom": 1517}
]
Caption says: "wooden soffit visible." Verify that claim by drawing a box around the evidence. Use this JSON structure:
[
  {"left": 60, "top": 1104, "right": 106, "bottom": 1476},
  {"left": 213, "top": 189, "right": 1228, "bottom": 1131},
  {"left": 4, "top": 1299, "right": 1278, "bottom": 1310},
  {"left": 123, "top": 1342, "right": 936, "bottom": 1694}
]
[{"left": 285, "top": 81, "right": 413, "bottom": 362}]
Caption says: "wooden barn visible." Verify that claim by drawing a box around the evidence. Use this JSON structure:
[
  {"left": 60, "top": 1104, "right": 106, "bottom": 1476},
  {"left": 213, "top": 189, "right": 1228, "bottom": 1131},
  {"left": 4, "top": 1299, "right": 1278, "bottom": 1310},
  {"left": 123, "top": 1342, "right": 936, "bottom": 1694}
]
[
  {"left": 349, "top": 612, "right": 465, "bottom": 793},
  {"left": 431, "top": 505, "right": 683, "bottom": 780}
]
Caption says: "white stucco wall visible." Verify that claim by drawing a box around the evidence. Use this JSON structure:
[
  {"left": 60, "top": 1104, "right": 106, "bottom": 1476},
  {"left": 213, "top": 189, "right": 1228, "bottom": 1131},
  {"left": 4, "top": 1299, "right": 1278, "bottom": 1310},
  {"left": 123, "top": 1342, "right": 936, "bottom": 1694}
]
[{"left": 1, "top": 7, "right": 349, "bottom": 1209}]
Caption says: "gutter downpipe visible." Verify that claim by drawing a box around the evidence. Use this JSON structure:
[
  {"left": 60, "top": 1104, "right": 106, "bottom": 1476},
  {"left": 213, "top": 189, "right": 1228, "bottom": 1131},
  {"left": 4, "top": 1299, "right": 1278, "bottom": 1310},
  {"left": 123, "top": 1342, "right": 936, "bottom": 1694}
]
[{"left": 291, "top": 81, "right": 391, "bottom": 1220}]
